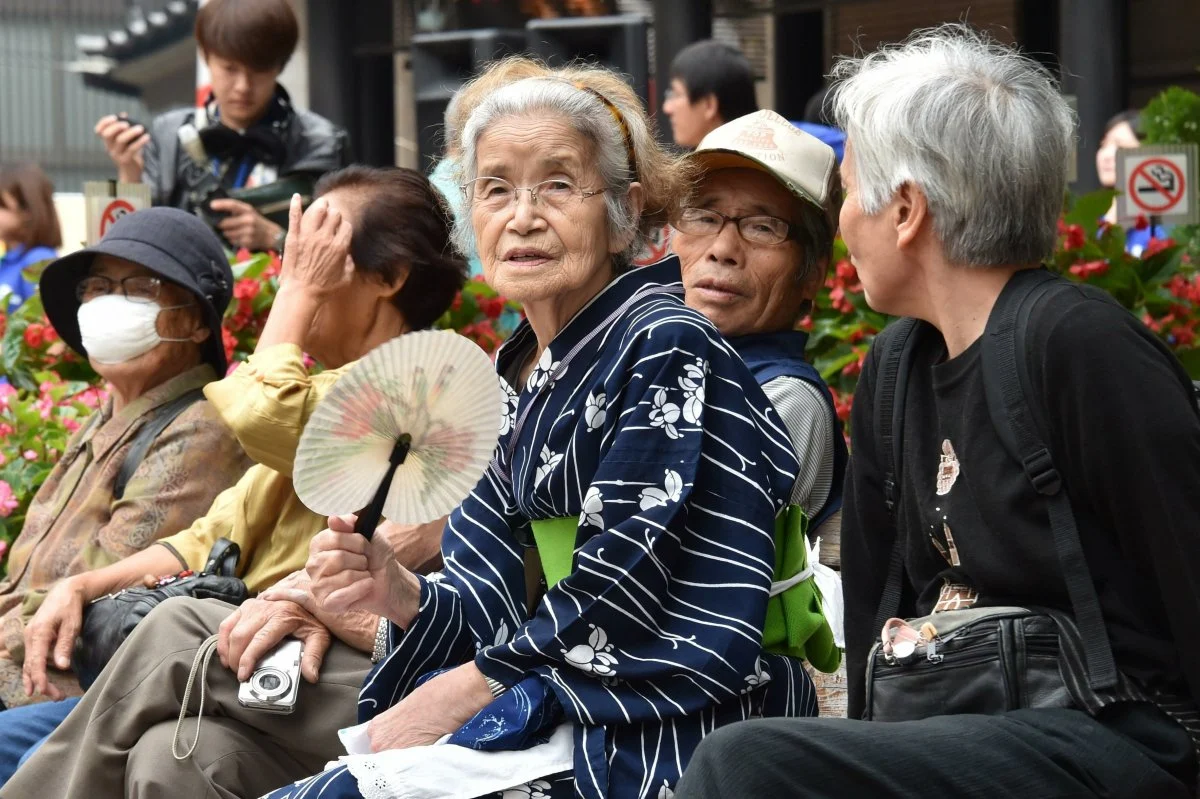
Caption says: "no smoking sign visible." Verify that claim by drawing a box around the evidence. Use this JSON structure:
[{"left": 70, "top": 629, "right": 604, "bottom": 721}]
[
  {"left": 83, "top": 181, "right": 150, "bottom": 246},
  {"left": 1116, "top": 144, "right": 1199, "bottom": 225},
  {"left": 99, "top": 198, "right": 136, "bottom": 236}
]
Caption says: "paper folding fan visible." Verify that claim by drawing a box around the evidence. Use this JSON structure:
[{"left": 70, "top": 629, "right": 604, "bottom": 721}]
[{"left": 294, "top": 330, "right": 504, "bottom": 538}]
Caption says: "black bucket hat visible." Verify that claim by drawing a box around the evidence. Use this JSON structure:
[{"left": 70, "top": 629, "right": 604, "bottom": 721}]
[{"left": 40, "top": 207, "right": 234, "bottom": 375}]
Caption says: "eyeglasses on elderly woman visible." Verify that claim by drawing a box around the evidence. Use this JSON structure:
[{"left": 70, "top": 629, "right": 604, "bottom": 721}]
[
  {"left": 75, "top": 274, "right": 175, "bottom": 304},
  {"left": 463, "top": 176, "right": 607, "bottom": 212},
  {"left": 672, "top": 206, "right": 797, "bottom": 246}
]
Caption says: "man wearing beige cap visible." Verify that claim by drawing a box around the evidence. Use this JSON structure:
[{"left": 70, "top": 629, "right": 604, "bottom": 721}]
[{"left": 673, "top": 109, "right": 849, "bottom": 706}]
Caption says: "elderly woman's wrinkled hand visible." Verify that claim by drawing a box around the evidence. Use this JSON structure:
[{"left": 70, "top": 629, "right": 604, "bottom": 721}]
[
  {"left": 280, "top": 194, "right": 354, "bottom": 298},
  {"left": 366, "top": 662, "right": 495, "bottom": 752},
  {"left": 217, "top": 593, "right": 332, "bottom": 683},
  {"left": 306, "top": 514, "right": 421, "bottom": 627},
  {"left": 21, "top": 576, "right": 90, "bottom": 700}
]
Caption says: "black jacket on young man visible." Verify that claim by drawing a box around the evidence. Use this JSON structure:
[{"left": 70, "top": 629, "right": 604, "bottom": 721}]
[
  {"left": 139, "top": 86, "right": 350, "bottom": 214},
  {"left": 841, "top": 277, "right": 1200, "bottom": 728}
]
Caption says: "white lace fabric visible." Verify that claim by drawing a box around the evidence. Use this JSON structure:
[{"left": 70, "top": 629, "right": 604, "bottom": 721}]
[{"left": 335, "top": 722, "right": 574, "bottom": 799}]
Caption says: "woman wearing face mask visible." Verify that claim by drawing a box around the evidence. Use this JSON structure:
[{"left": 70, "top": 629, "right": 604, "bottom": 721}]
[
  {"left": 0, "top": 163, "right": 61, "bottom": 312},
  {"left": 0, "top": 207, "right": 251, "bottom": 728}
]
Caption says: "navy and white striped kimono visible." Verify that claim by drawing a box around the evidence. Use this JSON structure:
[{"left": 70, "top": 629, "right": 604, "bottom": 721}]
[{"left": 262, "top": 258, "right": 817, "bottom": 799}]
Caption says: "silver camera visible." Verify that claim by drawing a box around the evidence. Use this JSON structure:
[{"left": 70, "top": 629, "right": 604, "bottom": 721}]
[{"left": 237, "top": 638, "right": 302, "bottom": 713}]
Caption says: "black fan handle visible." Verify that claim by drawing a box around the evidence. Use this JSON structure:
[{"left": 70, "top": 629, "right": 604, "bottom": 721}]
[{"left": 354, "top": 434, "right": 412, "bottom": 540}]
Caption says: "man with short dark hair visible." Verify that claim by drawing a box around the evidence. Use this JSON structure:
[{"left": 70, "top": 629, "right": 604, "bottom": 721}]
[
  {"left": 94, "top": 0, "right": 350, "bottom": 252},
  {"left": 662, "top": 40, "right": 758, "bottom": 149}
]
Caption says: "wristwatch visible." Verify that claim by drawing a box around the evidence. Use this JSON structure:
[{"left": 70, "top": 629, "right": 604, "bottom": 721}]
[{"left": 370, "top": 616, "right": 389, "bottom": 663}]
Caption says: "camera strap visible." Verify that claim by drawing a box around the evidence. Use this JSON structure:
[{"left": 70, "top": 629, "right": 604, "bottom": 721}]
[{"left": 172, "top": 634, "right": 221, "bottom": 761}]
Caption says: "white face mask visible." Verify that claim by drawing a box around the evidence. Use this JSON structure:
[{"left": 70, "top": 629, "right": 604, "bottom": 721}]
[{"left": 77, "top": 293, "right": 193, "bottom": 365}]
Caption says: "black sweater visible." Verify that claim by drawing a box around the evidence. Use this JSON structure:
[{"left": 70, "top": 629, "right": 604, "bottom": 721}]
[{"left": 842, "top": 282, "right": 1200, "bottom": 722}]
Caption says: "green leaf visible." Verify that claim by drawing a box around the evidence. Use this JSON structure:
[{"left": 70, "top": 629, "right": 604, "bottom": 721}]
[
  {"left": 1175, "top": 347, "right": 1200, "bottom": 379},
  {"left": 1, "top": 316, "right": 29, "bottom": 378},
  {"left": 1139, "top": 245, "right": 1185, "bottom": 288},
  {"left": 816, "top": 350, "right": 861, "bottom": 382},
  {"left": 1065, "top": 189, "right": 1117, "bottom": 235},
  {"left": 20, "top": 257, "right": 54, "bottom": 285},
  {"left": 231, "top": 253, "right": 271, "bottom": 281}
]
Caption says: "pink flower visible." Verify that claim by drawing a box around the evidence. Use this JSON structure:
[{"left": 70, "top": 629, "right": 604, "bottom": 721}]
[
  {"left": 22, "top": 450, "right": 36, "bottom": 461},
  {"left": 0, "top": 452, "right": 6, "bottom": 465},
  {"left": 0, "top": 480, "right": 19, "bottom": 517},
  {"left": 63, "top": 419, "right": 80, "bottom": 433},
  {"left": 76, "top": 388, "right": 104, "bottom": 409}
]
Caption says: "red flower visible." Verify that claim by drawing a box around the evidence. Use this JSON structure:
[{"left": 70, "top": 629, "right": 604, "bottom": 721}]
[
  {"left": 23, "top": 323, "right": 45, "bottom": 349},
  {"left": 1134, "top": 215, "right": 1149, "bottom": 231},
  {"left": 1062, "top": 223, "right": 1086, "bottom": 251},
  {"left": 480, "top": 297, "right": 505, "bottom": 320},
  {"left": 1171, "top": 325, "right": 1196, "bottom": 348},
  {"left": 829, "top": 387, "right": 853, "bottom": 423},
  {"left": 233, "top": 279, "right": 260, "bottom": 301},
  {"left": 841, "top": 348, "right": 866, "bottom": 378},
  {"left": 835, "top": 260, "right": 857, "bottom": 281},
  {"left": 450, "top": 293, "right": 463, "bottom": 312},
  {"left": 222, "top": 327, "right": 238, "bottom": 362},
  {"left": 1068, "top": 260, "right": 1109, "bottom": 279},
  {"left": 829, "top": 286, "right": 854, "bottom": 314},
  {"left": 1143, "top": 237, "right": 1175, "bottom": 258}
]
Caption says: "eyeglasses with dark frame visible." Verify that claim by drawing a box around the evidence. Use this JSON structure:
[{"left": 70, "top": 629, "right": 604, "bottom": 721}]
[
  {"left": 75, "top": 275, "right": 168, "bottom": 304},
  {"left": 671, "top": 207, "right": 797, "bottom": 246},
  {"left": 463, "top": 177, "right": 607, "bottom": 212}
]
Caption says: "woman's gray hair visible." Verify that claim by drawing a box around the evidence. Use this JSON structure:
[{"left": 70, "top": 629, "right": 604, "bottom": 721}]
[
  {"left": 453, "top": 77, "right": 646, "bottom": 269},
  {"left": 830, "top": 24, "right": 1074, "bottom": 267}
]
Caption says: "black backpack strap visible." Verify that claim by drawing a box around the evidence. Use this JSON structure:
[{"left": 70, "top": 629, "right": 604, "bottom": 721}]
[
  {"left": 114, "top": 388, "right": 206, "bottom": 502},
  {"left": 871, "top": 318, "right": 923, "bottom": 631},
  {"left": 980, "top": 269, "right": 1119, "bottom": 692}
]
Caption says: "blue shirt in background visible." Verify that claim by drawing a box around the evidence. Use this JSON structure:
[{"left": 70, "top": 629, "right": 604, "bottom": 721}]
[
  {"left": 791, "top": 122, "right": 845, "bottom": 162},
  {"left": 0, "top": 244, "right": 56, "bottom": 311},
  {"left": 1126, "top": 223, "right": 1169, "bottom": 258}
]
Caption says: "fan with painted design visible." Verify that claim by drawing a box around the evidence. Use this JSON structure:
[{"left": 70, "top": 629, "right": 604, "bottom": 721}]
[{"left": 293, "top": 330, "right": 504, "bottom": 538}]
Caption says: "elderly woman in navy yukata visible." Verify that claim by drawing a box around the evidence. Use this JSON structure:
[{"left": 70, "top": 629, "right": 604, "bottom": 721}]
[{"left": 260, "top": 62, "right": 820, "bottom": 799}]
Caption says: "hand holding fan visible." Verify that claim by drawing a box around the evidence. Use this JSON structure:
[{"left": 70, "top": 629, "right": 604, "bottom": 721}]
[{"left": 294, "top": 330, "right": 504, "bottom": 538}]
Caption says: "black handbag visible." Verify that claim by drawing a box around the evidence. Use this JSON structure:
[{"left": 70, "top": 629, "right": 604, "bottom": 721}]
[
  {"left": 863, "top": 606, "right": 1083, "bottom": 721},
  {"left": 863, "top": 276, "right": 1140, "bottom": 723},
  {"left": 72, "top": 538, "right": 248, "bottom": 689}
]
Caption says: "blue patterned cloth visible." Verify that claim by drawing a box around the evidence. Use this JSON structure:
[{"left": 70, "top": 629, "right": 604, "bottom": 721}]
[{"left": 262, "top": 257, "right": 817, "bottom": 799}]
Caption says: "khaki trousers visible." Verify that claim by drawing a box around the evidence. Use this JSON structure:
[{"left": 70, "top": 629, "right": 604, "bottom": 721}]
[{"left": 1, "top": 596, "right": 370, "bottom": 799}]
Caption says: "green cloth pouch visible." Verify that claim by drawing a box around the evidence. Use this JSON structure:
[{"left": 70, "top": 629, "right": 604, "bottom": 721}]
[{"left": 528, "top": 504, "right": 841, "bottom": 673}]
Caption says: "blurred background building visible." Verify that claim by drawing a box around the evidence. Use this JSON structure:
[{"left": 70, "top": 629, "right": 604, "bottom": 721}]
[{"left": 2, "top": 0, "right": 1197, "bottom": 198}]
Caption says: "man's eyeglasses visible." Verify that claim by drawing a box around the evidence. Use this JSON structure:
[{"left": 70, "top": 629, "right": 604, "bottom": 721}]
[
  {"left": 671, "top": 207, "right": 796, "bottom": 246},
  {"left": 464, "top": 177, "right": 606, "bottom": 212},
  {"left": 76, "top": 275, "right": 166, "bottom": 304}
]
